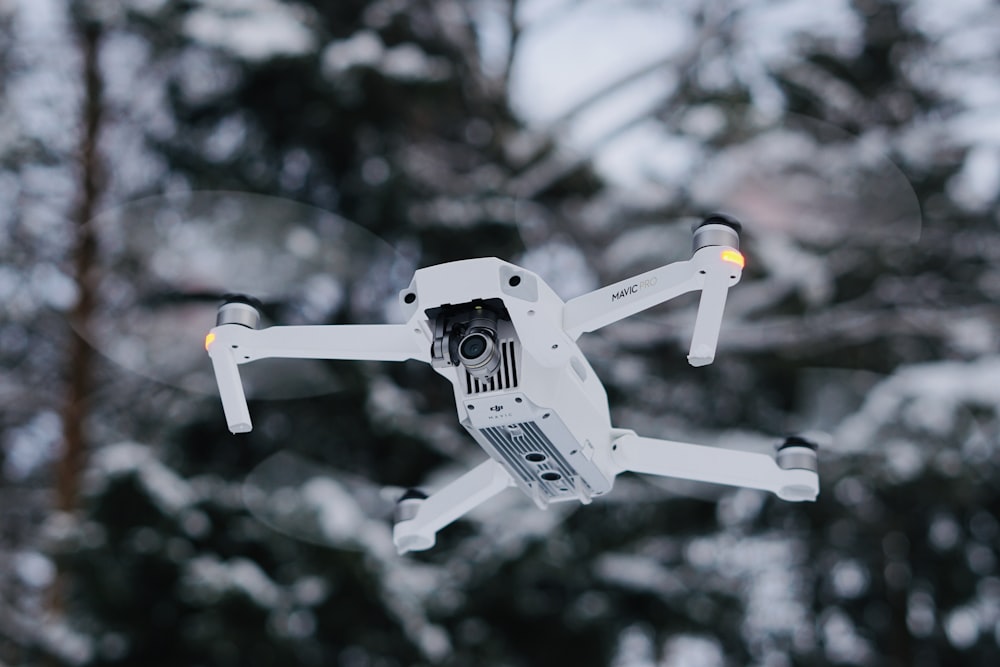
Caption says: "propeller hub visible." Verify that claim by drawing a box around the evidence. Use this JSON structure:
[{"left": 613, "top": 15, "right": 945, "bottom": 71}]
[
  {"left": 394, "top": 488, "right": 428, "bottom": 524},
  {"left": 693, "top": 213, "right": 742, "bottom": 252},
  {"left": 217, "top": 300, "right": 261, "bottom": 329},
  {"left": 697, "top": 212, "right": 743, "bottom": 233},
  {"left": 776, "top": 436, "right": 819, "bottom": 473}
]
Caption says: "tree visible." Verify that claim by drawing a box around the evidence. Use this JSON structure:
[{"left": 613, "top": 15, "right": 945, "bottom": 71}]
[
  {"left": 54, "top": 1, "right": 609, "bottom": 665},
  {"left": 9, "top": 0, "right": 1000, "bottom": 665}
]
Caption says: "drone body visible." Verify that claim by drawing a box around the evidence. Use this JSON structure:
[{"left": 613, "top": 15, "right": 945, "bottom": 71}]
[{"left": 207, "top": 217, "right": 819, "bottom": 553}]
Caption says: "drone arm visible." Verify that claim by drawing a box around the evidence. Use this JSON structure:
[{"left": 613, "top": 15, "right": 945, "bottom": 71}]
[
  {"left": 562, "top": 245, "right": 743, "bottom": 366},
  {"left": 610, "top": 432, "right": 818, "bottom": 502},
  {"left": 562, "top": 259, "right": 701, "bottom": 338},
  {"left": 206, "top": 323, "right": 428, "bottom": 434},
  {"left": 393, "top": 459, "right": 515, "bottom": 554},
  {"left": 209, "top": 324, "right": 429, "bottom": 363}
]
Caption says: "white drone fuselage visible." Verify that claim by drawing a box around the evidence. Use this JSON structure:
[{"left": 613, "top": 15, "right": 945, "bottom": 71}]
[
  {"left": 206, "top": 222, "right": 820, "bottom": 554},
  {"left": 406, "top": 257, "right": 618, "bottom": 509}
]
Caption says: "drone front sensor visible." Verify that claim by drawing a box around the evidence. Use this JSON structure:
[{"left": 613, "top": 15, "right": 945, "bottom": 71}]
[{"left": 206, "top": 216, "right": 820, "bottom": 554}]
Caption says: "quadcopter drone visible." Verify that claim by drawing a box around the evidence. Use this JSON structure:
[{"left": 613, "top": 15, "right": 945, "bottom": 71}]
[{"left": 206, "top": 215, "right": 819, "bottom": 554}]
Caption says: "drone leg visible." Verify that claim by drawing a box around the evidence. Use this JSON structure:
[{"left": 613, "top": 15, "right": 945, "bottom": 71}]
[
  {"left": 207, "top": 344, "right": 252, "bottom": 433},
  {"left": 610, "top": 432, "right": 818, "bottom": 502},
  {"left": 393, "top": 459, "right": 515, "bottom": 554},
  {"left": 687, "top": 269, "right": 731, "bottom": 367}
]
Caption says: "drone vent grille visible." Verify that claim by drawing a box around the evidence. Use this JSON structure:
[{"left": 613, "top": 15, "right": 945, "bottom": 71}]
[
  {"left": 465, "top": 339, "right": 518, "bottom": 394},
  {"left": 480, "top": 421, "right": 590, "bottom": 502}
]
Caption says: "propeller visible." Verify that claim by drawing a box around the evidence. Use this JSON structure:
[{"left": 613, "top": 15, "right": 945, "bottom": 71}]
[
  {"left": 557, "top": 109, "right": 923, "bottom": 279},
  {"left": 84, "top": 191, "right": 414, "bottom": 400},
  {"left": 243, "top": 451, "right": 403, "bottom": 554},
  {"left": 690, "top": 112, "right": 921, "bottom": 246},
  {"left": 79, "top": 192, "right": 429, "bottom": 550}
]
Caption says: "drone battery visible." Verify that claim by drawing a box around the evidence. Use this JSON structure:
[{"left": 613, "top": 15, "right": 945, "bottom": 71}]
[{"left": 461, "top": 393, "right": 614, "bottom": 508}]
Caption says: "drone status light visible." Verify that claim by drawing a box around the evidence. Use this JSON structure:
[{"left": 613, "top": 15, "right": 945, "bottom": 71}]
[
  {"left": 721, "top": 249, "right": 745, "bottom": 268},
  {"left": 204, "top": 332, "right": 216, "bottom": 350}
]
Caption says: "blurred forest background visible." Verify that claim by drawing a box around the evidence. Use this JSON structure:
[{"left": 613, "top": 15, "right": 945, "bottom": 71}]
[{"left": 1, "top": 0, "right": 1000, "bottom": 665}]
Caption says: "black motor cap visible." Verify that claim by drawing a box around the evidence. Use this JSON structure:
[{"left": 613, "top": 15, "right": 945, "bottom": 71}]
[
  {"left": 221, "top": 292, "right": 265, "bottom": 311},
  {"left": 695, "top": 212, "right": 743, "bottom": 233},
  {"left": 778, "top": 435, "right": 819, "bottom": 451},
  {"left": 397, "top": 488, "right": 428, "bottom": 502}
]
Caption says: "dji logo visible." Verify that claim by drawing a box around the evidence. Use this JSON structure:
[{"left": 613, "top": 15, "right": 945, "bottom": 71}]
[{"left": 486, "top": 403, "right": 514, "bottom": 420}]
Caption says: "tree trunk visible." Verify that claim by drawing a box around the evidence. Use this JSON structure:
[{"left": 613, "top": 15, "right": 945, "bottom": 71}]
[{"left": 51, "top": 17, "right": 103, "bottom": 616}]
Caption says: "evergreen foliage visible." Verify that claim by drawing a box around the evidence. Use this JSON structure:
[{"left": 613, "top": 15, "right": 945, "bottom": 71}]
[{"left": 1, "top": 1, "right": 999, "bottom": 665}]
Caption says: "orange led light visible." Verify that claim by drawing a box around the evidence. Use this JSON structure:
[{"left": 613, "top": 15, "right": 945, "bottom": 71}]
[
  {"left": 204, "top": 332, "right": 216, "bottom": 350},
  {"left": 721, "top": 249, "right": 745, "bottom": 269}
]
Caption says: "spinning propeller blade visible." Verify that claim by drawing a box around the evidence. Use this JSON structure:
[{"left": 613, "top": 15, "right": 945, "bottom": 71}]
[
  {"left": 569, "top": 110, "right": 922, "bottom": 279},
  {"left": 243, "top": 451, "right": 402, "bottom": 553},
  {"left": 82, "top": 191, "right": 412, "bottom": 399},
  {"left": 690, "top": 113, "right": 921, "bottom": 247}
]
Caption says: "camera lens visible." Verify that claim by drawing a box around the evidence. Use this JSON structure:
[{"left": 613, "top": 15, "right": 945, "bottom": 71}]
[
  {"left": 457, "top": 329, "right": 501, "bottom": 378},
  {"left": 460, "top": 333, "right": 488, "bottom": 360}
]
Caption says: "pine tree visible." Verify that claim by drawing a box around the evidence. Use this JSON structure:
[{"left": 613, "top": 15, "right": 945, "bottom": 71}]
[{"left": 42, "top": 1, "right": 1000, "bottom": 665}]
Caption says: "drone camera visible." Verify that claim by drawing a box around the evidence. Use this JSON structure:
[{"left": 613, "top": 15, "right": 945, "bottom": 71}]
[
  {"left": 455, "top": 309, "right": 502, "bottom": 379},
  {"left": 459, "top": 331, "right": 491, "bottom": 362}
]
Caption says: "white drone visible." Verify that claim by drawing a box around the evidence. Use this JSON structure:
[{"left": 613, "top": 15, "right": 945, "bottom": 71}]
[{"left": 206, "top": 215, "right": 819, "bottom": 554}]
